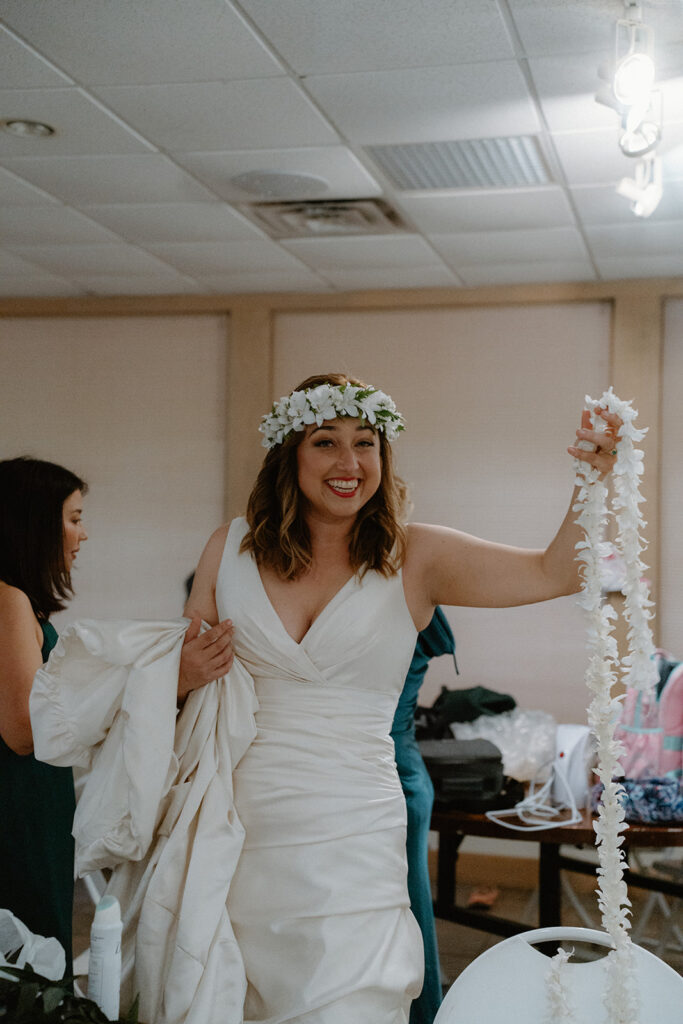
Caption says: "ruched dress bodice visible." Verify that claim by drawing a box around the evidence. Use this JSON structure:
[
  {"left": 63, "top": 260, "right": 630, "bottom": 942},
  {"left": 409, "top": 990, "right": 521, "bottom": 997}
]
[{"left": 217, "top": 518, "right": 423, "bottom": 1024}]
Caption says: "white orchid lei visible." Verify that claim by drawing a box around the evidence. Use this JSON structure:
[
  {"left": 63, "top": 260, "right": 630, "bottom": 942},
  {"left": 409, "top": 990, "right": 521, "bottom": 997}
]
[
  {"left": 548, "top": 387, "right": 658, "bottom": 1023},
  {"left": 259, "top": 383, "right": 405, "bottom": 449}
]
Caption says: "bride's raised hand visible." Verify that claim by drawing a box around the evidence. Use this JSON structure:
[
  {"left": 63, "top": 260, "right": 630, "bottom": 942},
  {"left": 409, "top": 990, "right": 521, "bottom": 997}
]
[
  {"left": 568, "top": 406, "right": 623, "bottom": 480},
  {"left": 178, "top": 614, "right": 234, "bottom": 701}
]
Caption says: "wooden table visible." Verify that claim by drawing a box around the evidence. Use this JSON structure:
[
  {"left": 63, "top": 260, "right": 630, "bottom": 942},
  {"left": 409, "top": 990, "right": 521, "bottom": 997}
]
[{"left": 431, "top": 806, "right": 683, "bottom": 937}]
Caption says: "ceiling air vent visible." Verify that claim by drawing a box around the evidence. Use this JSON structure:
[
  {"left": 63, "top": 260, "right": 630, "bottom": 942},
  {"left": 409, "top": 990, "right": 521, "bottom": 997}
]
[
  {"left": 239, "top": 198, "right": 407, "bottom": 239},
  {"left": 365, "top": 136, "right": 552, "bottom": 190}
]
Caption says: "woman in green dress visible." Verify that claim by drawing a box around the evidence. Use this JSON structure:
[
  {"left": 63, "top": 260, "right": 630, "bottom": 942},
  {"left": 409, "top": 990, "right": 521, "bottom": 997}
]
[
  {"left": 0, "top": 457, "right": 89, "bottom": 977},
  {"left": 0, "top": 457, "right": 235, "bottom": 978}
]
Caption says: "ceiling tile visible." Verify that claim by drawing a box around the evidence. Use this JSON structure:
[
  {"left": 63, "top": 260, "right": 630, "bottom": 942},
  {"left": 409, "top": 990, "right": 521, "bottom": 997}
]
[
  {"left": 595, "top": 253, "right": 683, "bottom": 278},
  {"left": 585, "top": 221, "right": 683, "bottom": 258},
  {"left": 1, "top": 154, "right": 217, "bottom": 204},
  {"left": 660, "top": 72, "right": 683, "bottom": 127},
  {"left": 0, "top": 0, "right": 283, "bottom": 84},
  {"left": 533, "top": 56, "right": 683, "bottom": 138},
  {"left": 395, "top": 187, "right": 575, "bottom": 233},
  {"left": 0, "top": 272, "right": 82, "bottom": 296},
  {"left": 550, "top": 127, "right": 683, "bottom": 187},
  {"left": 508, "top": 1, "right": 620, "bottom": 58},
  {"left": 82, "top": 203, "right": 263, "bottom": 244},
  {"left": 0, "top": 1, "right": 680, "bottom": 294},
  {"left": 430, "top": 227, "right": 590, "bottom": 266},
  {"left": 198, "top": 270, "right": 333, "bottom": 294},
  {"left": 145, "top": 239, "right": 307, "bottom": 276},
  {"left": 6, "top": 242, "right": 185, "bottom": 276},
  {"left": 0, "top": 88, "right": 153, "bottom": 157},
  {"left": 174, "top": 147, "right": 382, "bottom": 201},
  {"left": 661, "top": 134, "right": 683, "bottom": 180},
  {"left": 317, "top": 266, "right": 462, "bottom": 290},
  {"left": 529, "top": 53, "right": 621, "bottom": 134},
  {"left": 458, "top": 260, "right": 597, "bottom": 286},
  {"left": 0, "top": 25, "right": 71, "bottom": 87},
  {"left": 92, "top": 80, "right": 339, "bottom": 153},
  {"left": 512, "top": 0, "right": 683, "bottom": 58},
  {"left": 0, "top": 248, "right": 48, "bottom": 274},
  {"left": 240, "top": 0, "right": 514, "bottom": 73},
  {"left": 304, "top": 63, "right": 541, "bottom": 145},
  {"left": 551, "top": 133, "right": 621, "bottom": 186},
  {"left": 0, "top": 167, "right": 59, "bottom": 205},
  {"left": 69, "top": 273, "right": 206, "bottom": 296},
  {"left": 571, "top": 180, "right": 683, "bottom": 225},
  {"left": 0, "top": 206, "right": 120, "bottom": 244},
  {"left": 281, "top": 235, "right": 445, "bottom": 270}
]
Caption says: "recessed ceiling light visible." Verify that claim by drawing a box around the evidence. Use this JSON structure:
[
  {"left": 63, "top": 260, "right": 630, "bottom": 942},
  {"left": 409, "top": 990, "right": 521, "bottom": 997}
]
[{"left": 2, "top": 119, "right": 55, "bottom": 138}]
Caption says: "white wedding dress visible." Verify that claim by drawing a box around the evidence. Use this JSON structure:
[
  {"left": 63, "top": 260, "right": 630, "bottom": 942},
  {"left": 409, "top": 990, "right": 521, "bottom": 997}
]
[{"left": 221, "top": 518, "right": 424, "bottom": 1023}]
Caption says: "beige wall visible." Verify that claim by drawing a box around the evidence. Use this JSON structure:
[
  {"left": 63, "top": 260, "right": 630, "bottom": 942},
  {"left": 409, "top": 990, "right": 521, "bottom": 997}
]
[
  {"left": 272, "top": 303, "right": 610, "bottom": 721},
  {"left": 2, "top": 277, "right": 681, "bottom": 725},
  {"left": 0, "top": 314, "right": 228, "bottom": 627},
  {"left": 661, "top": 298, "right": 683, "bottom": 655}
]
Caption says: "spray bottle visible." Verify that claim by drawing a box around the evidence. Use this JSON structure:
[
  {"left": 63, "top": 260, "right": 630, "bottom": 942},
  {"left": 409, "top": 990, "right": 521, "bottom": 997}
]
[{"left": 87, "top": 895, "right": 122, "bottom": 1021}]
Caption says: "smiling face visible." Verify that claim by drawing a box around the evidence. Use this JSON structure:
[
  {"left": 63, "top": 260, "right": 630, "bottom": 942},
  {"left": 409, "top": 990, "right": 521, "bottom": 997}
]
[
  {"left": 62, "top": 489, "right": 87, "bottom": 571},
  {"left": 296, "top": 417, "right": 382, "bottom": 523}
]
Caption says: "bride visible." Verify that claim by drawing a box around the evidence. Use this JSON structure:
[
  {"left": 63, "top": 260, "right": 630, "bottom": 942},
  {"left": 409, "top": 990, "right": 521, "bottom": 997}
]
[{"left": 184, "top": 371, "right": 621, "bottom": 1023}]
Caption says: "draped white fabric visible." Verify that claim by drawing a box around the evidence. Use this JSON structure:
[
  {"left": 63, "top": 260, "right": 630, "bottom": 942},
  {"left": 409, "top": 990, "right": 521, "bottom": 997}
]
[
  {"left": 30, "top": 619, "right": 257, "bottom": 1024},
  {"left": 221, "top": 519, "right": 424, "bottom": 1024}
]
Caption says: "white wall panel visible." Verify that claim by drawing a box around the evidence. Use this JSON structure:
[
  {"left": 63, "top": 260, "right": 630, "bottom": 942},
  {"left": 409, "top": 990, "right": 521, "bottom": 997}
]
[
  {"left": 661, "top": 300, "right": 683, "bottom": 656},
  {"left": 0, "top": 314, "right": 227, "bottom": 624}
]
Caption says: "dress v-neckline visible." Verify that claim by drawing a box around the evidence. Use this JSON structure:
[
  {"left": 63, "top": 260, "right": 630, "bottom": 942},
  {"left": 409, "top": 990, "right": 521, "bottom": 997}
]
[{"left": 254, "top": 562, "right": 359, "bottom": 648}]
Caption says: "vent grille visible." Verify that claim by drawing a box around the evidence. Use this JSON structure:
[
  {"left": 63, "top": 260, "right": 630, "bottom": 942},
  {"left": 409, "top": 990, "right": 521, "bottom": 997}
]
[
  {"left": 239, "top": 198, "right": 406, "bottom": 238},
  {"left": 366, "top": 136, "right": 551, "bottom": 190}
]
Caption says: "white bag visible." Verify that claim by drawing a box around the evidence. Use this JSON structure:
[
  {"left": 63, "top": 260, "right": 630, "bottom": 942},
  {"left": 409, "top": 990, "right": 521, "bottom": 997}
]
[{"left": 0, "top": 908, "right": 66, "bottom": 981}]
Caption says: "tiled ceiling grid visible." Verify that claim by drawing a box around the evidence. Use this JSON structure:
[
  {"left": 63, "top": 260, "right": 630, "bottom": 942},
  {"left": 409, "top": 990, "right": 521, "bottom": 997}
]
[{"left": 0, "top": 0, "right": 682, "bottom": 297}]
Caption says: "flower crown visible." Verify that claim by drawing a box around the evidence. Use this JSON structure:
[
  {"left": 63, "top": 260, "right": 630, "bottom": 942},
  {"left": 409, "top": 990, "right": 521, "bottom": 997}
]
[{"left": 259, "top": 383, "right": 405, "bottom": 449}]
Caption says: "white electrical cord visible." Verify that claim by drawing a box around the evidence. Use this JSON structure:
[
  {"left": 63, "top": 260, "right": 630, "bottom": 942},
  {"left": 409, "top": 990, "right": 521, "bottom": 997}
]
[{"left": 485, "top": 754, "right": 583, "bottom": 832}]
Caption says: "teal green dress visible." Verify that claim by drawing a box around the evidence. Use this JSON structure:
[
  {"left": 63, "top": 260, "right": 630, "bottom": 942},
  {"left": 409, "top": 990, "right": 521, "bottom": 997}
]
[
  {"left": 391, "top": 608, "right": 456, "bottom": 1024},
  {"left": 0, "top": 620, "right": 75, "bottom": 977}
]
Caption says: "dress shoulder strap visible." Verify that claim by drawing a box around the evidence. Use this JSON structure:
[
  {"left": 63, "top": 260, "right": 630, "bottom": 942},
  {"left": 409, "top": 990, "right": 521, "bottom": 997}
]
[{"left": 216, "top": 517, "right": 250, "bottom": 589}]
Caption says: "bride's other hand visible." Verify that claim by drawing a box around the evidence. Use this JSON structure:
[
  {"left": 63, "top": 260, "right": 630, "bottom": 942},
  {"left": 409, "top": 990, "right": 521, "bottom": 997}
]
[
  {"left": 567, "top": 406, "right": 623, "bottom": 479},
  {"left": 178, "top": 614, "right": 234, "bottom": 701}
]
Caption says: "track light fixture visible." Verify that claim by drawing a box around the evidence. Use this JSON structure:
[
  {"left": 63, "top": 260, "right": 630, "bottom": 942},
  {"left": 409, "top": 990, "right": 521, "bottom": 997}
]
[
  {"left": 616, "top": 154, "right": 662, "bottom": 218},
  {"left": 612, "top": 20, "right": 655, "bottom": 106},
  {"left": 595, "top": 1, "right": 663, "bottom": 216},
  {"left": 618, "top": 86, "right": 662, "bottom": 158}
]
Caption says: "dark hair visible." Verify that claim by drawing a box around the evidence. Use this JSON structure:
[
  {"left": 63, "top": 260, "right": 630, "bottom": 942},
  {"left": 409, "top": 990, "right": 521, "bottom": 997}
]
[
  {"left": 0, "top": 457, "right": 88, "bottom": 619},
  {"left": 241, "top": 373, "right": 408, "bottom": 580}
]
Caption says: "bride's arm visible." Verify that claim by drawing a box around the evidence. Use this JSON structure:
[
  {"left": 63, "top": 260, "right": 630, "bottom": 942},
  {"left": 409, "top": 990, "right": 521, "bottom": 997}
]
[
  {"left": 404, "top": 406, "right": 621, "bottom": 627},
  {"left": 178, "top": 524, "right": 234, "bottom": 702}
]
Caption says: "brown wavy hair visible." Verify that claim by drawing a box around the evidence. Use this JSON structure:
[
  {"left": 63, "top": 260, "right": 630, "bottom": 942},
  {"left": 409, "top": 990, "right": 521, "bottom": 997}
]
[{"left": 241, "top": 373, "right": 408, "bottom": 579}]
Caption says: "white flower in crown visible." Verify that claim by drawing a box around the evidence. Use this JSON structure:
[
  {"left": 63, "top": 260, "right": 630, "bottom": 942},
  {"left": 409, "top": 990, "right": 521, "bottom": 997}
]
[
  {"left": 305, "top": 384, "right": 340, "bottom": 425},
  {"left": 285, "top": 390, "right": 314, "bottom": 431},
  {"left": 259, "top": 382, "right": 405, "bottom": 449},
  {"left": 334, "top": 384, "right": 362, "bottom": 417}
]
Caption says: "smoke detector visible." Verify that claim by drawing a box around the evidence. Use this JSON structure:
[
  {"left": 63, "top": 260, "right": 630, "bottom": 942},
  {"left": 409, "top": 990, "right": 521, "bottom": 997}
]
[
  {"left": 238, "top": 198, "right": 407, "bottom": 238},
  {"left": 230, "top": 170, "right": 329, "bottom": 199}
]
